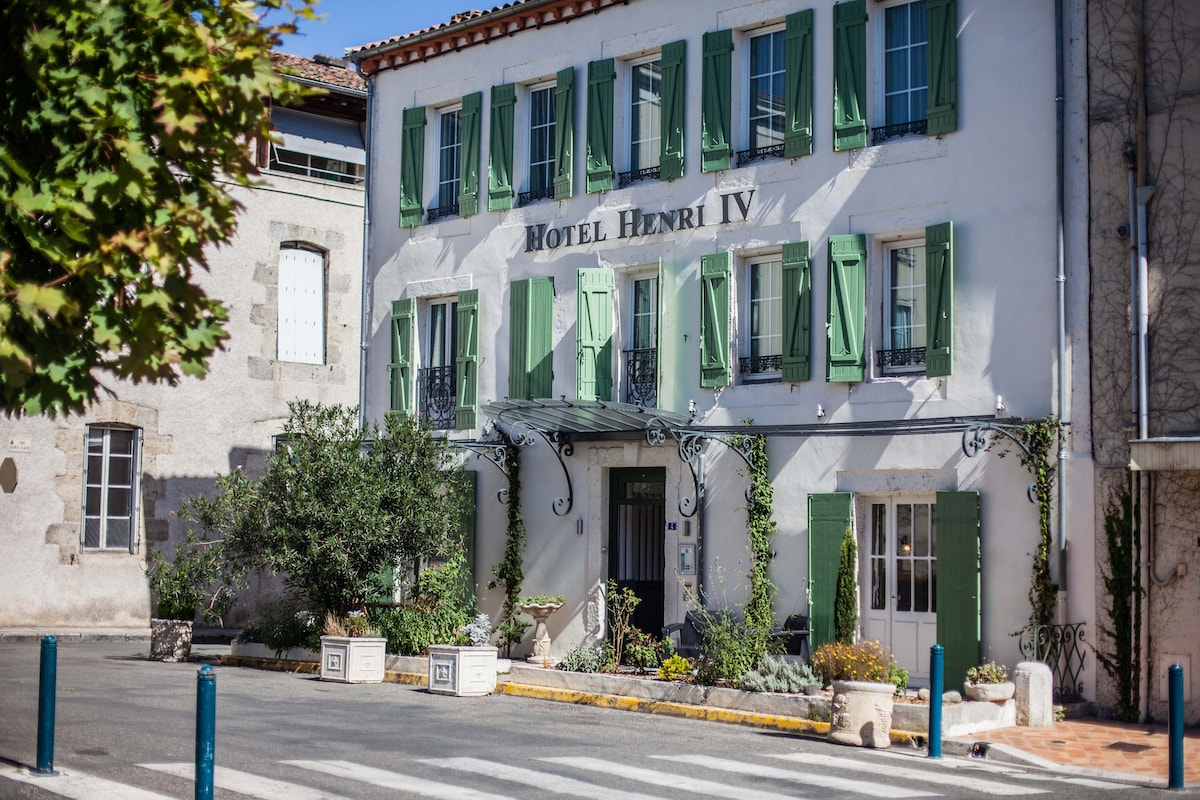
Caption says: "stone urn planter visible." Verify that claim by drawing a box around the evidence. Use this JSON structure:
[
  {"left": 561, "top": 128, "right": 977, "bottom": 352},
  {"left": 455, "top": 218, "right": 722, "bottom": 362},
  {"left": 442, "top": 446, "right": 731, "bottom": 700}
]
[
  {"left": 520, "top": 601, "right": 563, "bottom": 667},
  {"left": 829, "top": 680, "right": 896, "bottom": 748},
  {"left": 149, "top": 619, "right": 193, "bottom": 662},
  {"left": 319, "top": 635, "right": 386, "bottom": 683},
  {"left": 964, "top": 681, "right": 1016, "bottom": 702},
  {"left": 428, "top": 645, "right": 499, "bottom": 696}
]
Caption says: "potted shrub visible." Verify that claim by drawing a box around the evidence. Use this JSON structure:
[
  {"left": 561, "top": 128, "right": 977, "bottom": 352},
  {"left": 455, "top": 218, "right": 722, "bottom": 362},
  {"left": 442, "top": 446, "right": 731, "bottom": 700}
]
[
  {"left": 428, "top": 613, "right": 500, "bottom": 696},
  {"left": 145, "top": 532, "right": 241, "bottom": 662},
  {"left": 964, "top": 660, "right": 1015, "bottom": 702},
  {"left": 319, "top": 611, "right": 387, "bottom": 683},
  {"left": 519, "top": 594, "right": 564, "bottom": 667},
  {"left": 812, "top": 640, "right": 901, "bottom": 748}
]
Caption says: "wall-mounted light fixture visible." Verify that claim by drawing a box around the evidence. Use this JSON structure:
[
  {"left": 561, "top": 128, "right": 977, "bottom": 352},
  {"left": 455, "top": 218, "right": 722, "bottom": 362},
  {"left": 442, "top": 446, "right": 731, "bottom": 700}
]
[
  {"left": 899, "top": 534, "right": 912, "bottom": 554},
  {"left": 996, "top": 395, "right": 1005, "bottom": 415},
  {"left": 817, "top": 404, "right": 825, "bottom": 419}
]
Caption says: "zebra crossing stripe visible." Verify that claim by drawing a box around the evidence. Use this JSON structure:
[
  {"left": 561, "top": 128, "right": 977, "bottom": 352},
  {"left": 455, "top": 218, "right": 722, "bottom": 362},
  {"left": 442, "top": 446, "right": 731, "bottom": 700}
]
[
  {"left": 140, "top": 762, "right": 350, "bottom": 800},
  {"left": 653, "top": 754, "right": 938, "bottom": 798},
  {"left": 285, "top": 759, "right": 499, "bottom": 799},
  {"left": 542, "top": 756, "right": 798, "bottom": 800},
  {"left": 0, "top": 762, "right": 175, "bottom": 800},
  {"left": 424, "top": 756, "right": 663, "bottom": 800},
  {"left": 773, "top": 753, "right": 1050, "bottom": 796}
]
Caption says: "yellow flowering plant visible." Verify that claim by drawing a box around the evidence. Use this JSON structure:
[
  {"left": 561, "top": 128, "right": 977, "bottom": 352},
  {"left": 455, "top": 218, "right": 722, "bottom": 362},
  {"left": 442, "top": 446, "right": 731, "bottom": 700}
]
[{"left": 811, "top": 640, "right": 896, "bottom": 684}]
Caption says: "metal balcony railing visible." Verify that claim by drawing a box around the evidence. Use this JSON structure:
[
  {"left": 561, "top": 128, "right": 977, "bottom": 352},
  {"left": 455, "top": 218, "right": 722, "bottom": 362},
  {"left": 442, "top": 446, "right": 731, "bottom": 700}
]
[
  {"left": 1018, "top": 622, "right": 1087, "bottom": 702},
  {"left": 417, "top": 366, "right": 457, "bottom": 430},
  {"left": 623, "top": 348, "right": 657, "bottom": 408}
]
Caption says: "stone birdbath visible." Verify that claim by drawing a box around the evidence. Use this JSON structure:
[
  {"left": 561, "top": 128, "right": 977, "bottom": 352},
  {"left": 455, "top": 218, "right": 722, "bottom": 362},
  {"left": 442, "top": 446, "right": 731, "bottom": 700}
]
[{"left": 520, "top": 597, "right": 564, "bottom": 667}]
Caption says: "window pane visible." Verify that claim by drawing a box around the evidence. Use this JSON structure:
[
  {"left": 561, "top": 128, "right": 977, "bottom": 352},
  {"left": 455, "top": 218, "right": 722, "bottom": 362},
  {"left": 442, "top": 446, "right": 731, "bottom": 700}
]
[
  {"left": 887, "top": 244, "right": 927, "bottom": 356},
  {"left": 108, "top": 429, "right": 135, "bottom": 455},
  {"left": 913, "top": 560, "right": 930, "bottom": 612},
  {"left": 85, "top": 487, "right": 102, "bottom": 516},
  {"left": 884, "top": 1, "right": 928, "bottom": 126},
  {"left": 896, "top": 557, "right": 912, "bottom": 612},
  {"left": 107, "top": 456, "right": 132, "bottom": 488},
  {"left": 83, "top": 519, "right": 101, "bottom": 548},
  {"left": 871, "top": 557, "right": 887, "bottom": 610},
  {"left": 438, "top": 110, "right": 461, "bottom": 208},
  {"left": 529, "top": 86, "right": 555, "bottom": 192},
  {"left": 105, "top": 519, "right": 131, "bottom": 550},
  {"left": 749, "top": 31, "right": 785, "bottom": 150},
  {"left": 107, "top": 487, "right": 131, "bottom": 518},
  {"left": 872, "top": 504, "right": 886, "bottom": 555},
  {"left": 914, "top": 503, "right": 931, "bottom": 556},
  {"left": 630, "top": 61, "right": 661, "bottom": 170}
]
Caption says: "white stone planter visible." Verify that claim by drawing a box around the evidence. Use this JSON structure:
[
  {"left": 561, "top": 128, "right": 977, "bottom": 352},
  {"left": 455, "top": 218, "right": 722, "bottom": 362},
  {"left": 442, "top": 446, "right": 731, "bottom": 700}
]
[
  {"left": 829, "top": 680, "right": 896, "bottom": 748},
  {"left": 428, "top": 645, "right": 498, "bottom": 696},
  {"left": 319, "top": 635, "right": 386, "bottom": 683},
  {"left": 964, "top": 681, "right": 1016, "bottom": 702},
  {"left": 149, "top": 619, "right": 193, "bottom": 662}
]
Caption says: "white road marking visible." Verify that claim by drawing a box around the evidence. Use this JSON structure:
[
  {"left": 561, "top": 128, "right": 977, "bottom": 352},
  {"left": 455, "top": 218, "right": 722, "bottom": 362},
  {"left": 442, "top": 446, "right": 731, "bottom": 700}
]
[
  {"left": 542, "top": 755, "right": 797, "bottom": 799},
  {"left": 140, "top": 761, "right": 350, "bottom": 800},
  {"left": 773, "top": 752, "right": 1050, "bottom": 795},
  {"left": 425, "top": 756, "right": 663, "bottom": 799},
  {"left": 285, "top": 759, "right": 500, "bottom": 799},
  {"left": 1, "top": 762, "right": 174, "bottom": 800},
  {"left": 655, "top": 754, "right": 938, "bottom": 798}
]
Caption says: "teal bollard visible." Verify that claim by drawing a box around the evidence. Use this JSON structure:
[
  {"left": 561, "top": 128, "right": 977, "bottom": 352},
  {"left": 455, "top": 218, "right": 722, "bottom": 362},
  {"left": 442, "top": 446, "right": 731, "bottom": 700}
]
[
  {"left": 34, "top": 635, "right": 58, "bottom": 775},
  {"left": 1169, "top": 663, "right": 1184, "bottom": 790},
  {"left": 928, "top": 644, "right": 944, "bottom": 759},
  {"left": 196, "top": 665, "right": 216, "bottom": 800}
]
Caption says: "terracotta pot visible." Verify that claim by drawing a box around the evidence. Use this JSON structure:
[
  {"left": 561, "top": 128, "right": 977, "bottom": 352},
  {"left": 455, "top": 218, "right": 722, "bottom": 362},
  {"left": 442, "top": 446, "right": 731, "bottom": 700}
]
[
  {"left": 829, "top": 680, "right": 896, "bottom": 748},
  {"left": 964, "top": 681, "right": 1016, "bottom": 702}
]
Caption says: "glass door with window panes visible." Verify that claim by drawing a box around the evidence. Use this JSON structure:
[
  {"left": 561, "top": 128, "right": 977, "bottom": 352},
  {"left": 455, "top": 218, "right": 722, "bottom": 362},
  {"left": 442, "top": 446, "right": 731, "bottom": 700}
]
[
  {"left": 625, "top": 277, "right": 658, "bottom": 407},
  {"left": 420, "top": 300, "right": 458, "bottom": 429}
]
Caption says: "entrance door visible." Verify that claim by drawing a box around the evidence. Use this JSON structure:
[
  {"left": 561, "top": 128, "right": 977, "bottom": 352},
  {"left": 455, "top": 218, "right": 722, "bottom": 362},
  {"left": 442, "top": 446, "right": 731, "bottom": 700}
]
[
  {"left": 608, "top": 468, "right": 666, "bottom": 636},
  {"left": 863, "top": 498, "right": 938, "bottom": 685}
]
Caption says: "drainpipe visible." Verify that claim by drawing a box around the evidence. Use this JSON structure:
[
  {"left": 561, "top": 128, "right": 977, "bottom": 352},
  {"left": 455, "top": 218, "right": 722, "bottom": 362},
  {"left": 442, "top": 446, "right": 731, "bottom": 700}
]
[
  {"left": 354, "top": 61, "right": 376, "bottom": 430},
  {"left": 1053, "top": 0, "right": 1069, "bottom": 603}
]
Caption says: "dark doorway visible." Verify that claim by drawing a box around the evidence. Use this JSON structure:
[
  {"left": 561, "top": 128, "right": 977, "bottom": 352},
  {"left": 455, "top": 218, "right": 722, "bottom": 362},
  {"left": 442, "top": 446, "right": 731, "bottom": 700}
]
[{"left": 608, "top": 467, "right": 666, "bottom": 636}]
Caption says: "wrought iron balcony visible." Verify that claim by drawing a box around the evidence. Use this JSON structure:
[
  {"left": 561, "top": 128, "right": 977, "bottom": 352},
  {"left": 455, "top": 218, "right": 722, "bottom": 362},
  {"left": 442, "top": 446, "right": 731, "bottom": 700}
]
[
  {"left": 517, "top": 185, "right": 555, "bottom": 207},
  {"left": 738, "top": 354, "right": 783, "bottom": 378},
  {"left": 623, "top": 348, "right": 657, "bottom": 408},
  {"left": 876, "top": 347, "right": 927, "bottom": 369},
  {"left": 870, "top": 119, "right": 928, "bottom": 145},
  {"left": 426, "top": 203, "right": 460, "bottom": 222},
  {"left": 417, "top": 366, "right": 457, "bottom": 430},
  {"left": 617, "top": 166, "right": 661, "bottom": 188},
  {"left": 735, "top": 144, "right": 785, "bottom": 167}
]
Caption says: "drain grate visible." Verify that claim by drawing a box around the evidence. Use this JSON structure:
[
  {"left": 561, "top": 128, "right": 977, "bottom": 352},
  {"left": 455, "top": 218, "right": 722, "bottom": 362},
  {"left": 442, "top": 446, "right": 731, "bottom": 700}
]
[{"left": 1105, "top": 741, "right": 1154, "bottom": 753}]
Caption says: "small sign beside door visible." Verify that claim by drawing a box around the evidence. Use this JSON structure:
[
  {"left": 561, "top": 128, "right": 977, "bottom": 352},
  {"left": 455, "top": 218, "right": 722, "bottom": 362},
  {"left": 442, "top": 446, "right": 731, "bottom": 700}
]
[{"left": 678, "top": 544, "right": 695, "bottom": 575}]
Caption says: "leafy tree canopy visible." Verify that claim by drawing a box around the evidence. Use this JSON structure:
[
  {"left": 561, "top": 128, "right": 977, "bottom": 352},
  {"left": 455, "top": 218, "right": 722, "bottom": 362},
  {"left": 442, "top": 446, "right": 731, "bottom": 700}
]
[{"left": 0, "top": 0, "right": 315, "bottom": 415}]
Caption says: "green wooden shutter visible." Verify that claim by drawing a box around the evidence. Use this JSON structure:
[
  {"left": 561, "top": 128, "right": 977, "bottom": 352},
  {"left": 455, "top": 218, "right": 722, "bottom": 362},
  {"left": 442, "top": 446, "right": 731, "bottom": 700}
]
[
  {"left": 827, "top": 234, "right": 866, "bottom": 382},
  {"left": 488, "top": 83, "right": 516, "bottom": 211},
  {"left": 660, "top": 40, "right": 686, "bottom": 181},
  {"left": 577, "top": 269, "right": 613, "bottom": 401},
  {"left": 833, "top": 0, "right": 868, "bottom": 152},
  {"left": 586, "top": 59, "right": 615, "bottom": 193},
  {"left": 388, "top": 298, "right": 414, "bottom": 414},
  {"left": 460, "top": 470, "right": 478, "bottom": 597},
  {"left": 926, "top": 0, "right": 958, "bottom": 135},
  {"left": 784, "top": 9, "right": 814, "bottom": 158},
  {"left": 701, "top": 29, "right": 732, "bottom": 173},
  {"left": 455, "top": 289, "right": 479, "bottom": 430},
  {"left": 936, "top": 490, "right": 980, "bottom": 690},
  {"left": 399, "top": 107, "right": 426, "bottom": 227},
  {"left": 808, "top": 492, "right": 852, "bottom": 651},
  {"left": 509, "top": 277, "right": 555, "bottom": 400},
  {"left": 554, "top": 67, "right": 575, "bottom": 200},
  {"left": 699, "top": 252, "right": 730, "bottom": 388},
  {"left": 926, "top": 221, "right": 954, "bottom": 378},
  {"left": 458, "top": 92, "right": 482, "bottom": 217},
  {"left": 781, "top": 241, "right": 811, "bottom": 383}
]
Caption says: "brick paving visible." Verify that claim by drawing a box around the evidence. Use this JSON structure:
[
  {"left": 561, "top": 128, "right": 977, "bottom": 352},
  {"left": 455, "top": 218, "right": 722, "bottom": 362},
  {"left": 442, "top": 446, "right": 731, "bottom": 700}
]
[{"left": 964, "top": 718, "right": 1200, "bottom": 785}]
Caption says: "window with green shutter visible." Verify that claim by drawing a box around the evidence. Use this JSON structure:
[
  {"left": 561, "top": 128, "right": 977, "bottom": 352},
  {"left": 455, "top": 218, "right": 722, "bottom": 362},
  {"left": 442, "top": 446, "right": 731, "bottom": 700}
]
[
  {"left": 935, "top": 490, "right": 980, "bottom": 690},
  {"left": 577, "top": 269, "right": 613, "bottom": 401},
  {"left": 827, "top": 234, "right": 866, "bottom": 382},
  {"left": 660, "top": 40, "right": 686, "bottom": 180},
  {"left": 781, "top": 241, "right": 812, "bottom": 382},
  {"left": 874, "top": 0, "right": 957, "bottom": 144},
  {"left": 458, "top": 92, "right": 482, "bottom": 217},
  {"left": 586, "top": 59, "right": 615, "bottom": 193},
  {"left": 488, "top": 83, "right": 516, "bottom": 211},
  {"left": 700, "top": 252, "right": 730, "bottom": 388},
  {"left": 701, "top": 30, "right": 732, "bottom": 173},
  {"left": 784, "top": 9, "right": 814, "bottom": 157},
  {"left": 509, "top": 277, "right": 555, "bottom": 400},
  {"left": 389, "top": 298, "right": 414, "bottom": 414},
  {"left": 399, "top": 107, "right": 426, "bottom": 227},
  {"left": 876, "top": 222, "right": 952, "bottom": 377},
  {"left": 455, "top": 290, "right": 479, "bottom": 430},
  {"left": 554, "top": 67, "right": 575, "bottom": 200},
  {"left": 926, "top": 0, "right": 958, "bottom": 135},
  {"left": 808, "top": 492, "right": 853, "bottom": 650},
  {"left": 833, "top": 0, "right": 868, "bottom": 152}
]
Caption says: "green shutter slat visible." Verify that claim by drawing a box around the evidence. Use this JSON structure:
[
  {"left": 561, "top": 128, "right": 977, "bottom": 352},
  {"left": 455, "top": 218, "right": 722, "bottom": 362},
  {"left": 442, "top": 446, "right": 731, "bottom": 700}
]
[
  {"left": 458, "top": 92, "right": 482, "bottom": 217},
  {"left": 827, "top": 234, "right": 866, "bottom": 382},
  {"left": 926, "top": 0, "right": 958, "bottom": 136},
  {"left": 699, "top": 252, "right": 730, "bottom": 388},
  {"left": 488, "top": 83, "right": 516, "bottom": 211},
  {"left": 781, "top": 241, "right": 811, "bottom": 382},
  {"left": 576, "top": 269, "right": 614, "bottom": 401},
  {"left": 833, "top": 0, "right": 868, "bottom": 152},
  {"left": 926, "top": 221, "right": 954, "bottom": 378},
  {"left": 701, "top": 30, "right": 733, "bottom": 173},
  {"left": 784, "top": 10, "right": 814, "bottom": 158},
  {"left": 389, "top": 298, "right": 414, "bottom": 414},
  {"left": 936, "top": 490, "right": 981, "bottom": 690},
  {"left": 586, "top": 59, "right": 615, "bottom": 193},
  {"left": 808, "top": 492, "right": 852, "bottom": 650},
  {"left": 660, "top": 40, "right": 686, "bottom": 181},
  {"left": 460, "top": 470, "right": 478, "bottom": 596},
  {"left": 554, "top": 67, "right": 575, "bottom": 200},
  {"left": 509, "top": 279, "right": 530, "bottom": 400},
  {"left": 509, "top": 278, "right": 555, "bottom": 400},
  {"left": 455, "top": 290, "right": 479, "bottom": 430},
  {"left": 399, "top": 107, "right": 426, "bottom": 227}
]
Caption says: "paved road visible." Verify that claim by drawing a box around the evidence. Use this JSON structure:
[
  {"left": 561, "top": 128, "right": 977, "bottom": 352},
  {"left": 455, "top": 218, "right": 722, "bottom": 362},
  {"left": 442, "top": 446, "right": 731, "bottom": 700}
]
[{"left": 0, "top": 642, "right": 1155, "bottom": 799}]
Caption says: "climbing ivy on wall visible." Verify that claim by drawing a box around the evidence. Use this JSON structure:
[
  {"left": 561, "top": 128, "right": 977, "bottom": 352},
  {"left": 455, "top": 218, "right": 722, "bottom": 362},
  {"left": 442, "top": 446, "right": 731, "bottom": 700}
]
[
  {"left": 742, "top": 433, "right": 777, "bottom": 632},
  {"left": 1096, "top": 488, "right": 1142, "bottom": 721},
  {"left": 1011, "top": 415, "right": 1064, "bottom": 628},
  {"left": 488, "top": 433, "right": 529, "bottom": 654}
]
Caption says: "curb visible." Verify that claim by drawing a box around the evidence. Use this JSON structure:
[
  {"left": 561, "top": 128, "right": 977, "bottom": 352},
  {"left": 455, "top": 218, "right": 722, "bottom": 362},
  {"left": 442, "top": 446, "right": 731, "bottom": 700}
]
[{"left": 0, "top": 631, "right": 151, "bottom": 643}]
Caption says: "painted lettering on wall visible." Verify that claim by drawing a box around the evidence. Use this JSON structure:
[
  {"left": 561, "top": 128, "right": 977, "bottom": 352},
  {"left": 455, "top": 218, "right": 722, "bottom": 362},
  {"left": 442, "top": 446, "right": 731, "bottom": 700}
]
[{"left": 523, "top": 190, "right": 755, "bottom": 253}]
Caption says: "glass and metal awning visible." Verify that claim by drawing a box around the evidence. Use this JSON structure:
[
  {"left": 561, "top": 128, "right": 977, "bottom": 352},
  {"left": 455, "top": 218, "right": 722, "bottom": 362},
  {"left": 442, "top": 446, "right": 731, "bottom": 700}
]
[{"left": 479, "top": 398, "right": 693, "bottom": 439}]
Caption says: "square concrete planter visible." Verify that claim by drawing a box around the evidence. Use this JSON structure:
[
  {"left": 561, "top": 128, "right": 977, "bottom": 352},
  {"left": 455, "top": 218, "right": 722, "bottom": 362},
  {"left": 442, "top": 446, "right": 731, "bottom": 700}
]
[
  {"left": 319, "top": 635, "right": 386, "bottom": 683},
  {"left": 428, "top": 645, "right": 498, "bottom": 696}
]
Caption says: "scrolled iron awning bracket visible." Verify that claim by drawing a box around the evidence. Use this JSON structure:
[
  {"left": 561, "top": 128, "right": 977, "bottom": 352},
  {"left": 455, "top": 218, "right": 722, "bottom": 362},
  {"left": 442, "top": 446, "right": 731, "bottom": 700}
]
[{"left": 962, "top": 421, "right": 1038, "bottom": 503}]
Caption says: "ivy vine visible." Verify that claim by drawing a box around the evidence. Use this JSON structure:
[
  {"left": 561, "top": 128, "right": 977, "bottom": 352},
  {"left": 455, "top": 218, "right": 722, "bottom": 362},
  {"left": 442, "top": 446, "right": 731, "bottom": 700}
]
[
  {"left": 488, "top": 433, "right": 529, "bottom": 655},
  {"left": 1010, "top": 415, "right": 1064, "bottom": 628},
  {"left": 742, "top": 433, "right": 777, "bottom": 631},
  {"left": 1096, "top": 488, "right": 1142, "bottom": 721}
]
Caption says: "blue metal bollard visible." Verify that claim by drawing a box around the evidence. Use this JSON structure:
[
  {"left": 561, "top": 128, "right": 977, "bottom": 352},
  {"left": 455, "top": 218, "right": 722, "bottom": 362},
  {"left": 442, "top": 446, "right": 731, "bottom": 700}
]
[
  {"left": 34, "top": 635, "right": 58, "bottom": 775},
  {"left": 195, "top": 665, "right": 216, "bottom": 800},
  {"left": 1169, "top": 663, "right": 1184, "bottom": 791},
  {"left": 928, "top": 644, "right": 944, "bottom": 759}
]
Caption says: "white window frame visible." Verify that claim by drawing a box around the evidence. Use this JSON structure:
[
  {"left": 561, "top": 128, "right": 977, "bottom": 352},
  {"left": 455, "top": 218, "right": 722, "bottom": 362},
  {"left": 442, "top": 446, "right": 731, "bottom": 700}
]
[
  {"left": 526, "top": 82, "right": 556, "bottom": 198},
  {"left": 880, "top": 236, "right": 928, "bottom": 376},
  {"left": 276, "top": 245, "right": 326, "bottom": 365},
  {"left": 744, "top": 25, "right": 786, "bottom": 154},
  {"left": 435, "top": 104, "right": 463, "bottom": 212},
  {"left": 874, "top": 0, "right": 929, "bottom": 137},
  {"left": 82, "top": 425, "right": 141, "bottom": 552},
  {"left": 626, "top": 54, "right": 662, "bottom": 174},
  {"left": 741, "top": 254, "right": 783, "bottom": 382}
]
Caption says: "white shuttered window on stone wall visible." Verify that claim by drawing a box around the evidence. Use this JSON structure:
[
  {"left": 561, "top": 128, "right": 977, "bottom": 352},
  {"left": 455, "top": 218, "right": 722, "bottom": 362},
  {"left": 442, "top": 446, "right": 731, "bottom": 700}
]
[{"left": 277, "top": 247, "right": 325, "bottom": 365}]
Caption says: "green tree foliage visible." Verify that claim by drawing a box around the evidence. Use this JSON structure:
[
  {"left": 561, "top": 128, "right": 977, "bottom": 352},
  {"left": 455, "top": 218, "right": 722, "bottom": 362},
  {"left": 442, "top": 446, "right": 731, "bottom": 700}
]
[
  {"left": 0, "top": 0, "right": 315, "bottom": 415},
  {"left": 834, "top": 526, "right": 858, "bottom": 644},
  {"left": 742, "top": 433, "right": 778, "bottom": 631},
  {"left": 194, "top": 402, "right": 468, "bottom": 618}
]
